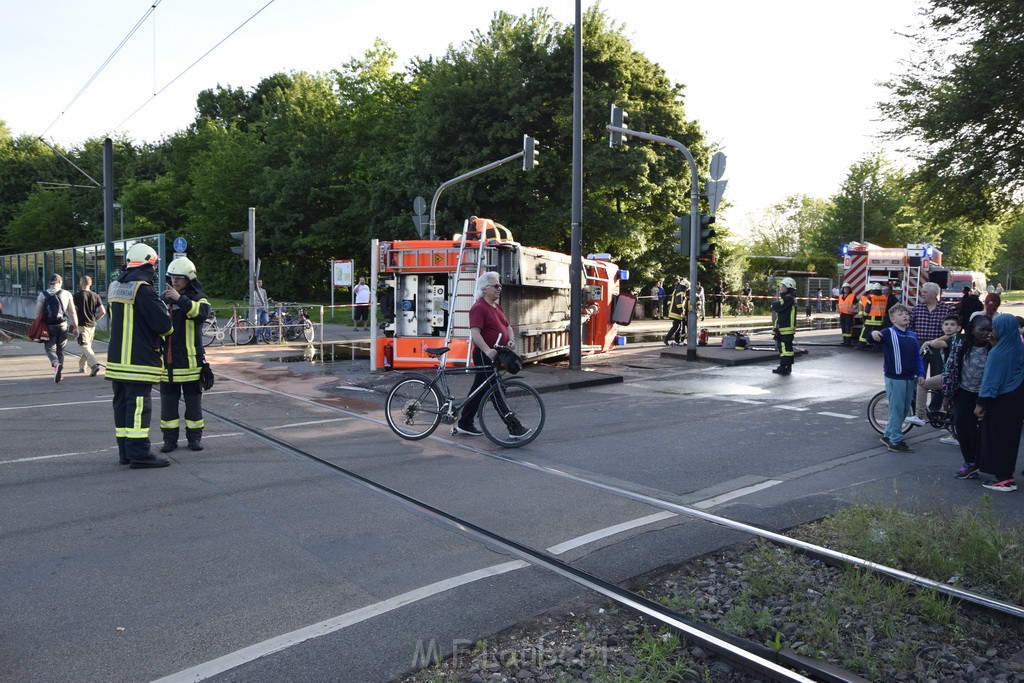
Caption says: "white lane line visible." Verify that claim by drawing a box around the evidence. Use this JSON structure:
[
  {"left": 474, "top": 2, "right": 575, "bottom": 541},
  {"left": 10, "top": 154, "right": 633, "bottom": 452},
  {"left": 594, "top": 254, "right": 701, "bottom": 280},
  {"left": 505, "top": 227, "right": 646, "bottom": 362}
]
[
  {"left": 152, "top": 510, "right": 684, "bottom": 682},
  {"left": 0, "top": 433, "right": 244, "bottom": 465},
  {"left": 150, "top": 561, "right": 530, "bottom": 683},
  {"left": 546, "top": 511, "right": 677, "bottom": 555},
  {"left": 817, "top": 411, "right": 857, "bottom": 419},
  {"left": 0, "top": 390, "right": 240, "bottom": 412},
  {"left": 266, "top": 418, "right": 353, "bottom": 430},
  {"left": 775, "top": 405, "right": 808, "bottom": 412},
  {"left": 692, "top": 480, "right": 783, "bottom": 510}
]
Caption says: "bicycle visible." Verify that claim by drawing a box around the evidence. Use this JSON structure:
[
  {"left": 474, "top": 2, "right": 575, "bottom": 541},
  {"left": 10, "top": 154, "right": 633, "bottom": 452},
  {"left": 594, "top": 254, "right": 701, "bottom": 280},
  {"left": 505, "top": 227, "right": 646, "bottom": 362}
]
[
  {"left": 261, "top": 304, "right": 315, "bottom": 343},
  {"left": 735, "top": 297, "right": 754, "bottom": 316},
  {"left": 867, "top": 389, "right": 955, "bottom": 437},
  {"left": 384, "top": 345, "right": 545, "bottom": 448},
  {"left": 201, "top": 306, "right": 255, "bottom": 346}
]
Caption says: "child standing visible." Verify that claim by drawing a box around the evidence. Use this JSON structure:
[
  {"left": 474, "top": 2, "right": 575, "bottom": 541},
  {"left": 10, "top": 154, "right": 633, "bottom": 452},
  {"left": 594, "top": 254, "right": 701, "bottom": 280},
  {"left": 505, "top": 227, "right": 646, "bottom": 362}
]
[{"left": 871, "top": 303, "right": 926, "bottom": 452}]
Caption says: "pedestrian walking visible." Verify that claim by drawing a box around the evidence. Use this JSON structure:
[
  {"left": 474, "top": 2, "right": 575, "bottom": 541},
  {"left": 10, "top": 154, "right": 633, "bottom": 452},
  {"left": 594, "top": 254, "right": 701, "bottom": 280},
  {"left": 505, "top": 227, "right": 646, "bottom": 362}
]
[
  {"left": 771, "top": 277, "right": 798, "bottom": 375},
  {"left": 36, "top": 273, "right": 78, "bottom": 383},
  {"left": 106, "top": 244, "right": 173, "bottom": 469},
  {"left": 662, "top": 279, "right": 689, "bottom": 346},
  {"left": 649, "top": 280, "right": 664, "bottom": 319},
  {"left": 976, "top": 313, "right": 1024, "bottom": 492},
  {"left": 159, "top": 257, "right": 211, "bottom": 454},
  {"left": 73, "top": 275, "right": 106, "bottom": 376},
  {"left": 871, "top": 303, "right": 926, "bottom": 452}
]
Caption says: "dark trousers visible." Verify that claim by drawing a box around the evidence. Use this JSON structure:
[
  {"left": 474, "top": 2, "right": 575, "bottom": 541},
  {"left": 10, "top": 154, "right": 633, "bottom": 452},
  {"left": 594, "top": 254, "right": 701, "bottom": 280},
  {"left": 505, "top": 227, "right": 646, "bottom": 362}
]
[
  {"left": 952, "top": 389, "right": 981, "bottom": 465},
  {"left": 978, "top": 380, "right": 1024, "bottom": 480},
  {"left": 160, "top": 381, "right": 204, "bottom": 442},
  {"left": 711, "top": 299, "right": 722, "bottom": 317},
  {"left": 43, "top": 324, "right": 68, "bottom": 366},
  {"left": 839, "top": 314, "right": 854, "bottom": 342},
  {"left": 664, "top": 318, "right": 686, "bottom": 344},
  {"left": 778, "top": 333, "right": 795, "bottom": 367},
  {"left": 112, "top": 381, "right": 154, "bottom": 461},
  {"left": 459, "top": 348, "right": 496, "bottom": 428}
]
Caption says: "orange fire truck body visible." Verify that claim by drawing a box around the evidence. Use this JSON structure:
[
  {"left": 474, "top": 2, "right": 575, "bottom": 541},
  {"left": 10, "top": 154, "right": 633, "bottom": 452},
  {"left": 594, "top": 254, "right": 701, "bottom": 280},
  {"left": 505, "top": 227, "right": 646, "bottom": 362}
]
[
  {"left": 371, "top": 221, "right": 625, "bottom": 370},
  {"left": 841, "top": 242, "right": 944, "bottom": 306}
]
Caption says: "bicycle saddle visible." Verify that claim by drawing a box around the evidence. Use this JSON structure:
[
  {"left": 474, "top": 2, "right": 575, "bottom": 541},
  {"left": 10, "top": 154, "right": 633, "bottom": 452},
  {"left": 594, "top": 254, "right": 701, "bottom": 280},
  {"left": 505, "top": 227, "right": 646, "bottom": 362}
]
[{"left": 424, "top": 346, "right": 450, "bottom": 356}]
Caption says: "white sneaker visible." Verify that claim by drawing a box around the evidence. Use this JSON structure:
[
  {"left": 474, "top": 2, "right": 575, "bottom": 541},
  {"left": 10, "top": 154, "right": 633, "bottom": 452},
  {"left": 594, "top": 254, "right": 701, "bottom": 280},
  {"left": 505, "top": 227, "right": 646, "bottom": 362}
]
[
  {"left": 939, "top": 435, "right": 960, "bottom": 446},
  {"left": 903, "top": 416, "right": 927, "bottom": 427}
]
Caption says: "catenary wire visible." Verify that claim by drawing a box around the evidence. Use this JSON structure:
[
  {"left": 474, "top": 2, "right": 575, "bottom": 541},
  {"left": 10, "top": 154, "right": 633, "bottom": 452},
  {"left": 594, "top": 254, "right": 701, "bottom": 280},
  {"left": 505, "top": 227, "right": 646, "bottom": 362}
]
[{"left": 41, "top": 0, "right": 164, "bottom": 138}]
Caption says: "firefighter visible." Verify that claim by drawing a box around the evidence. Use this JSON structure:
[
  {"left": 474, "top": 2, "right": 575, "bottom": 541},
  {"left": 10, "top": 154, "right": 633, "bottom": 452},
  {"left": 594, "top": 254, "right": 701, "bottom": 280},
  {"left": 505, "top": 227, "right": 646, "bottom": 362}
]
[
  {"left": 159, "top": 257, "right": 212, "bottom": 453},
  {"left": 836, "top": 282, "right": 859, "bottom": 346},
  {"left": 771, "top": 277, "right": 798, "bottom": 375},
  {"left": 858, "top": 282, "right": 887, "bottom": 350},
  {"left": 106, "top": 243, "right": 173, "bottom": 468},
  {"left": 662, "top": 278, "right": 690, "bottom": 346}
]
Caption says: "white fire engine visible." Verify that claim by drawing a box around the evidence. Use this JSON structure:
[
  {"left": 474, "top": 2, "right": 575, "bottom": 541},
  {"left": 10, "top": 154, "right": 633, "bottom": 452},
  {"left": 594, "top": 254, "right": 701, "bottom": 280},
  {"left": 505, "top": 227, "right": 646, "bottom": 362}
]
[{"left": 369, "top": 217, "right": 632, "bottom": 370}]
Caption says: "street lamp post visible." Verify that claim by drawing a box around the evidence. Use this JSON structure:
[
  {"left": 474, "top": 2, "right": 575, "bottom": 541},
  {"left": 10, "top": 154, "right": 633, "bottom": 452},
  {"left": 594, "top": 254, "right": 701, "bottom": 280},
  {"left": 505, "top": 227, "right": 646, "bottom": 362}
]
[
  {"left": 112, "top": 202, "right": 124, "bottom": 242},
  {"left": 860, "top": 188, "right": 865, "bottom": 243}
]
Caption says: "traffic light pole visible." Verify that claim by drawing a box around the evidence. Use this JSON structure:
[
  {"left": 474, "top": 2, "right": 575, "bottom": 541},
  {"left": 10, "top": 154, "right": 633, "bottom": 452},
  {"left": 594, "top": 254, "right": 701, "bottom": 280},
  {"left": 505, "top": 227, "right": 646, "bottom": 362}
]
[{"left": 606, "top": 125, "right": 701, "bottom": 360}]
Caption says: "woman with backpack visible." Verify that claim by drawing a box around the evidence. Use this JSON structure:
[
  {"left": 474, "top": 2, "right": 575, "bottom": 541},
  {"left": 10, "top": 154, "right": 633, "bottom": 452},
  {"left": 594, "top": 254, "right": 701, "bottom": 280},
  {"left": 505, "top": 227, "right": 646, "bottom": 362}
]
[{"left": 35, "top": 273, "right": 78, "bottom": 383}]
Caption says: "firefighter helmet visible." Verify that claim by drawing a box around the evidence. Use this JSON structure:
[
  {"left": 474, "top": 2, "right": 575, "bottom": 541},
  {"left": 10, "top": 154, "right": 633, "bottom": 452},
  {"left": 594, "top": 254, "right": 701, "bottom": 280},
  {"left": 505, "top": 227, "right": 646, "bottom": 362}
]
[
  {"left": 166, "top": 257, "right": 197, "bottom": 280},
  {"left": 679, "top": 278, "right": 690, "bottom": 288},
  {"left": 869, "top": 282, "right": 883, "bottom": 292},
  {"left": 780, "top": 277, "right": 796, "bottom": 290},
  {"left": 841, "top": 282, "right": 852, "bottom": 289},
  {"left": 125, "top": 243, "right": 158, "bottom": 268}
]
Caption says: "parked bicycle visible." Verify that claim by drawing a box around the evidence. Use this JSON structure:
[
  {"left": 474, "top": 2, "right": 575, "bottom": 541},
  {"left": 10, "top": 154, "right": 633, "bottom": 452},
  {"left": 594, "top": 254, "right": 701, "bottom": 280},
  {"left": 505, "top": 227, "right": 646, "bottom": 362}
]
[
  {"left": 733, "top": 296, "right": 754, "bottom": 316},
  {"left": 867, "top": 389, "right": 955, "bottom": 437},
  {"left": 201, "top": 306, "right": 255, "bottom": 346},
  {"left": 260, "top": 303, "right": 315, "bottom": 343},
  {"left": 384, "top": 345, "right": 545, "bottom": 448}
]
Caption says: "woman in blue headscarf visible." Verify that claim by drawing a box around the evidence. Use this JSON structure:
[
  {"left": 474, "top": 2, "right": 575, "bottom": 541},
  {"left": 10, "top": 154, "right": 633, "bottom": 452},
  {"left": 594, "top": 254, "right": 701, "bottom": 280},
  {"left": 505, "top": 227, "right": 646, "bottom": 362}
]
[{"left": 975, "top": 313, "right": 1024, "bottom": 491}]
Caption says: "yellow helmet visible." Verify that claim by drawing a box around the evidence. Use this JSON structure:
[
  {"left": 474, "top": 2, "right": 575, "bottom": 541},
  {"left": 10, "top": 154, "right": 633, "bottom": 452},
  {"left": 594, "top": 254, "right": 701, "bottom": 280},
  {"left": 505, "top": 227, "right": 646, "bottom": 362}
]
[
  {"left": 166, "top": 257, "right": 197, "bottom": 280},
  {"left": 125, "top": 243, "right": 158, "bottom": 268}
]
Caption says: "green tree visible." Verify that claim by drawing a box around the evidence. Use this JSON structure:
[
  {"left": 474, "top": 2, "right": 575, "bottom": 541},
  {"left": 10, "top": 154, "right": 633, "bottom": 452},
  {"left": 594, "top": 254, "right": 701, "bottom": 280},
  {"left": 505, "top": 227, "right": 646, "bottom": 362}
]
[
  {"left": 745, "top": 195, "right": 833, "bottom": 281},
  {"left": 881, "top": 0, "right": 1024, "bottom": 221}
]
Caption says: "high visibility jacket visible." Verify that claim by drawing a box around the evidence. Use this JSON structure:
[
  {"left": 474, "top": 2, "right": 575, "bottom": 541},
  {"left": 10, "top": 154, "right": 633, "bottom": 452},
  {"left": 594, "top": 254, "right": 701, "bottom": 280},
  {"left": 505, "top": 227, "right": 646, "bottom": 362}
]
[
  {"left": 668, "top": 288, "right": 689, "bottom": 320},
  {"left": 772, "top": 290, "right": 797, "bottom": 334},
  {"left": 105, "top": 266, "right": 172, "bottom": 384},
  {"left": 863, "top": 293, "right": 888, "bottom": 323},
  {"left": 162, "top": 279, "right": 211, "bottom": 384},
  {"left": 837, "top": 293, "right": 857, "bottom": 315}
]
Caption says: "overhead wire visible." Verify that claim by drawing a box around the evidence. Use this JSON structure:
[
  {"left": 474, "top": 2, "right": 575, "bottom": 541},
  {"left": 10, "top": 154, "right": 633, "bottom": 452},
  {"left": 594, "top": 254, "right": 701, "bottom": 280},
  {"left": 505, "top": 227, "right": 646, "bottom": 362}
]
[
  {"left": 41, "top": 0, "right": 164, "bottom": 139},
  {"left": 108, "top": 0, "right": 278, "bottom": 136}
]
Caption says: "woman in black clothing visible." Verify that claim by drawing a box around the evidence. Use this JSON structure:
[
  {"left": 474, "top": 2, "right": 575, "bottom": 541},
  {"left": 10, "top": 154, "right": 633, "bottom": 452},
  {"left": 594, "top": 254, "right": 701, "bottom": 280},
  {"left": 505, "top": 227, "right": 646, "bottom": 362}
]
[{"left": 941, "top": 314, "right": 993, "bottom": 480}]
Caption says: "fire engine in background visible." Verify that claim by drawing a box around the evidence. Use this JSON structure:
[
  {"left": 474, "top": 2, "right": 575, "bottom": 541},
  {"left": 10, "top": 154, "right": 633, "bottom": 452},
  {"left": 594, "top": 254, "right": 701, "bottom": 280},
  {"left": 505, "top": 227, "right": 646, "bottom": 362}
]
[
  {"left": 369, "top": 217, "right": 633, "bottom": 370},
  {"left": 941, "top": 271, "right": 988, "bottom": 301},
  {"left": 840, "top": 241, "right": 946, "bottom": 306}
]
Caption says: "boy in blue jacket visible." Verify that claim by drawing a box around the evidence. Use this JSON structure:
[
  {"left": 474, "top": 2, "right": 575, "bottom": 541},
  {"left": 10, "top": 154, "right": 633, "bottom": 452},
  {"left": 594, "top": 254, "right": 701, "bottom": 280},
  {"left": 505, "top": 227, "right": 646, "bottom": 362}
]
[{"left": 872, "top": 303, "right": 926, "bottom": 452}]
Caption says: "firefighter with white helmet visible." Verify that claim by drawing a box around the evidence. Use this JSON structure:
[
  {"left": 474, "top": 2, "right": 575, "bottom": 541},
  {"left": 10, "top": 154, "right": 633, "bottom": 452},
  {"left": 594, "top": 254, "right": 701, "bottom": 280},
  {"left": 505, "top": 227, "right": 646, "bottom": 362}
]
[
  {"left": 159, "top": 256, "right": 212, "bottom": 454},
  {"left": 837, "top": 281, "right": 859, "bottom": 346},
  {"left": 858, "top": 281, "right": 887, "bottom": 350},
  {"left": 662, "top": 277, "right": 690, "bottom": 346},
  {"left": 771, "top": 277, "right": 798, "bottom": 374},
  {"left": 106, "top": 243, "right": 173, "bottom": 468}
]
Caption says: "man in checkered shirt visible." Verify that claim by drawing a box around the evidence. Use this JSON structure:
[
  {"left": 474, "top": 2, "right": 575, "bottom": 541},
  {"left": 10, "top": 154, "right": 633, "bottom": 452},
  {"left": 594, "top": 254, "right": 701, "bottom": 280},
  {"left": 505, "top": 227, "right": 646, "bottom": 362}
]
[{"left": 908, "top": 281, "right": 954, "bottom": 420}]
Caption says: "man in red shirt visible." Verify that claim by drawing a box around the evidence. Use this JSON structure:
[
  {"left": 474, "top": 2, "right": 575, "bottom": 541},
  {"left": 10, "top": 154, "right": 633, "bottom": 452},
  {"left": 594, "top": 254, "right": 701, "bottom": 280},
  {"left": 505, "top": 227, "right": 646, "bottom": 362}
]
[{"left": 457, "top": 271, "right": 529, "bottom": 438}]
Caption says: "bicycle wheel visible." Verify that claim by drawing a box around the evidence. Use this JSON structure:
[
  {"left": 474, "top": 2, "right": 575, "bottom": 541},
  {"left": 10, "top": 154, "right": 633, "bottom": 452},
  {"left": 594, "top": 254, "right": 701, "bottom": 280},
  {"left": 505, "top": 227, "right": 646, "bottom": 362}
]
[
  {"left": 201, "top": 319, "right": 219, "bottom": 347},
  {"left": 385, "top": 374, "right": 442, "bottom": 440},
  {"left": 301, "top": 323, "right": 314, "bottom": 343},
  {"left": 867, "top": 390, "right": 913, "bottom": 436},
  {"left": 230, "top": 319, "right": 256, "bottom": 345},
  {"left": 478, "top": 379, "right": 545, "bottom": 448}
]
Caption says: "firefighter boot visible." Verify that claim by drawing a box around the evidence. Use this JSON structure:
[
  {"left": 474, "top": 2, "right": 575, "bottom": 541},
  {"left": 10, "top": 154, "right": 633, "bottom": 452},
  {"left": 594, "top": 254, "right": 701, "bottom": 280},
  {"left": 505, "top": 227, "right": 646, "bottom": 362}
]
[
  {"left": 772, "top": 364, "right": 792, "bottom": 375},
  {"left": 187, "top": 431, "right": 204, "bottom": 451},
  {"left": 160, "top": 430, "right": 178, "bottom": 453}
]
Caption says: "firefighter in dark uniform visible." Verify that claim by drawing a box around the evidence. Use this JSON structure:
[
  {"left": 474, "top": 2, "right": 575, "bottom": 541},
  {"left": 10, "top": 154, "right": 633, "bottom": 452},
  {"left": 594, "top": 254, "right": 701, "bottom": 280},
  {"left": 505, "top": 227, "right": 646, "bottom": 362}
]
[
  {"left": 106, "top": 244, "right": 173, "bottom": 468},
  {"left": 771, "top": 277, "right": 798, "bottom": 375},
  {"left": 662, "top": 278, "right": 690, "bottom": 346},
  {"left": 159, "top": 257, "right": 211, "bottom": 453},
  {"left": 858, "top": 282, "right": 887, "bottom": 350}
]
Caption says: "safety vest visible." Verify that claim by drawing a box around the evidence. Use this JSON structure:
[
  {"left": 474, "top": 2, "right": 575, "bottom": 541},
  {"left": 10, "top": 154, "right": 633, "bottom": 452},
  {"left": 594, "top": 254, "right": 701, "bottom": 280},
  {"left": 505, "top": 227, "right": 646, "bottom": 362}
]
[
  {"left": 863, "top": 293, "right": 888, "bottom": 323},
  {"left": 837, "top": 293, "right": 857, "bottom": 315},
  {"left": 162, "top": 292, "right": 211, "bottom": 383},
  {"left": 668, "top": 289, "right": 689, "bottom": 320},
  {"left": 106, "top": 278, "right": 173, "bottom": 383}
]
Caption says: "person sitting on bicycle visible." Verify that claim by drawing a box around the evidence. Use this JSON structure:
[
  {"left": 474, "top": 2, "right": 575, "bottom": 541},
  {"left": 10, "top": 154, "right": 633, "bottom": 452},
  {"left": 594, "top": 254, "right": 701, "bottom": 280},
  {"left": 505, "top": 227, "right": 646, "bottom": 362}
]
[{"left": 458, "top": 271, "right": 530, "bottom": 439}]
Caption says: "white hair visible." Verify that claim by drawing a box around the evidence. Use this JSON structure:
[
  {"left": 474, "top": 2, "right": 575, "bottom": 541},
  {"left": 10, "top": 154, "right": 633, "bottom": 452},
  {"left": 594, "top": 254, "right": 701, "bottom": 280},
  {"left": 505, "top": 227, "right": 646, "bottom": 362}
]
[
  {"left": 475, "top": 271, "right": 500, "bottom": 300},
  {"left": 922, "top": 282, "right": 941, "bottom": 295}
]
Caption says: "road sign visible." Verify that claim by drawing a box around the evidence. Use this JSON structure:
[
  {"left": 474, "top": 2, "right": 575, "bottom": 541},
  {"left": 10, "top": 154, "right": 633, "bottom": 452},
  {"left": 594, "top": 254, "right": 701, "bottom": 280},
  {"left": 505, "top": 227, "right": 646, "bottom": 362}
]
[
  {"left": 709, "top": 152, "right": 727, "bottom": 181},
  {"left": 413, "top": 196, "right": 426, "bottom": 215},
  {"left": 173, "top": 236, "right": 188, "bottom": 253},
  {"left": 412, "top": 214, "right": 429, "bottom": 238},
  {"left": 706, "top": 179, "right": 728, "bottom": 215}
]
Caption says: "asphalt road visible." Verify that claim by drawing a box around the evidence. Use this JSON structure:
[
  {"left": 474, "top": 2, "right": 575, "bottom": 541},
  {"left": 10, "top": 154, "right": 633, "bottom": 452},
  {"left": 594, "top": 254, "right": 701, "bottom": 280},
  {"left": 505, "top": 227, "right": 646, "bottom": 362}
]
[{"left": 3, "top": 306, "right": 1023, "bottom": 683}]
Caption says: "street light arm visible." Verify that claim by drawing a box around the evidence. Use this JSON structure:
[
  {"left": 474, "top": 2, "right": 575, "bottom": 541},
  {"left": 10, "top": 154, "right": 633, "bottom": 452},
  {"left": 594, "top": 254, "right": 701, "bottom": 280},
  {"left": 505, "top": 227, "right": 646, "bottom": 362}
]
[{"left": 428, "top": 151, "right": 524, "bottom": 240}]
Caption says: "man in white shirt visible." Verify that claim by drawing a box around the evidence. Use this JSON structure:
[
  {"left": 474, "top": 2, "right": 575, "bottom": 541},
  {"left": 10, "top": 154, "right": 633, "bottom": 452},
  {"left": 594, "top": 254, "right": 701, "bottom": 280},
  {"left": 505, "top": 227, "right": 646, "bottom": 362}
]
[{"left": 353, "top": 277, "right": 371, "bottom": 331}]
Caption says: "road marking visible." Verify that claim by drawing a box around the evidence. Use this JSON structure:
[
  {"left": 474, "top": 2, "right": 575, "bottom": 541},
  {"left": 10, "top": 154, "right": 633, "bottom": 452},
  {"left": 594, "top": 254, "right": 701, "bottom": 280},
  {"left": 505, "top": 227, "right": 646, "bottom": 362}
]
[
  {"left": 0, "top": 433, "right": 244, "bottom": 465},
  {"left": 546, "top": 511, "right": 677, "bottom": 555},
  {"left": 817, "top": 411, "right": 857, "bottom": 419},
  {"left": 152, "top": 510, "right": 681, "bottom": 682},
  {"left": 692, "top": 480, "right": 783, "bottom": 510},
  {"left": 266, "top": 418, "right": 353, "bottom": 430},
  {"left": 0, "top": 390, "right": 240, "bottom": 412},
  {"left": 775, "top": 405, "right": 808, "bottom": 412}
]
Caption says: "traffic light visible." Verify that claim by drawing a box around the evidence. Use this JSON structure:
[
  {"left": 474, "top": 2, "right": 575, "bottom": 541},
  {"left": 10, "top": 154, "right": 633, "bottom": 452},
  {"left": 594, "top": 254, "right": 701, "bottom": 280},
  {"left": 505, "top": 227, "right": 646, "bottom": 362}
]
[
  {"left": 609, "top": 104, "right": 627, "bottom": 148},
  {"left": 698, "top": 215, "right": 716, "bottom": 257},
  {"left": 522, "top": 135, "right": 539, "bottom": 171},
  {"left": 230, "top": 230, "right": 249, "bottom": 260},
  {"left": 673, "top": 215, "right": 690, "bottom": 257}
]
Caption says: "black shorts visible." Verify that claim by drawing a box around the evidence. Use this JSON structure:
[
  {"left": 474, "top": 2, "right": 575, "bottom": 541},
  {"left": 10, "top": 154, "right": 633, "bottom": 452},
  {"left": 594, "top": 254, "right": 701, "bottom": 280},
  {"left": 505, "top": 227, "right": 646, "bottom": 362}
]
[{"left": 353, "top": 305, "right": 369, "bottom": 322}]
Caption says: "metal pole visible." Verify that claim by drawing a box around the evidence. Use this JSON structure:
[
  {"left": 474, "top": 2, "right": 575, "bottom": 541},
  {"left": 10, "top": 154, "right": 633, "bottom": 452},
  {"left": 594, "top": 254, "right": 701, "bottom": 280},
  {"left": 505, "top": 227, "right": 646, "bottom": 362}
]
[
  {"left": 248, "top": 208, "right": 256, "bottom": 324},
  {"left": 569, "top": 0, "right": 583, "bottom": 369},
  {"left": 102, "top": 139, "right": 115, "bottom": 286},
  {"left": 428, "top": 152, "right": 525, "bottom": 241},
  {"left": 860, "top": 188, "right": 865, "bottom": 243}
]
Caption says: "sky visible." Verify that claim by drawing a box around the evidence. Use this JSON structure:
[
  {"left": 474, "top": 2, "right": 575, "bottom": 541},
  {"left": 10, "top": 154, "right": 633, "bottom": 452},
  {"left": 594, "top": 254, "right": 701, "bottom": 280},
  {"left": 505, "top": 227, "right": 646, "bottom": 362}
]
[{"left": 0, "top": 0, "right": 924, "bottom": 233}]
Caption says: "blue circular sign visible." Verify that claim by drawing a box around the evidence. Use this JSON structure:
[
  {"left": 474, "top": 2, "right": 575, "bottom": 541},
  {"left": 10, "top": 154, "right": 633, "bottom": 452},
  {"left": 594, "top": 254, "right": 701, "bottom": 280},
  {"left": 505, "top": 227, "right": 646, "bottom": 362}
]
[{"left": 173, "top": 236, "right": 188, "bottom": 253}]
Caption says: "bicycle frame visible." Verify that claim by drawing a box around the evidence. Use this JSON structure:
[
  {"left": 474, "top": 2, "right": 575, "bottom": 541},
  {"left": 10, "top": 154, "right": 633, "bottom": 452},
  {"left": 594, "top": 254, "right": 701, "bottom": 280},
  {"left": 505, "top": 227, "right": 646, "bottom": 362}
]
[{"left": 423, "top": 362, "right": 504, "bottom": 422}]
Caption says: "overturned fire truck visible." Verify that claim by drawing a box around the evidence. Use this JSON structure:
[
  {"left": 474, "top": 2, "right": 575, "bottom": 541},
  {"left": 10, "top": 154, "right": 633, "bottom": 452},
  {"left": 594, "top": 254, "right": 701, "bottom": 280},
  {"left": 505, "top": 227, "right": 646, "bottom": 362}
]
[
  {"left": 840, "top": 241, "right": 946, "bottom": 305},
  {"left": 369, "top": 217, "right": 633, "bottom": 370}
]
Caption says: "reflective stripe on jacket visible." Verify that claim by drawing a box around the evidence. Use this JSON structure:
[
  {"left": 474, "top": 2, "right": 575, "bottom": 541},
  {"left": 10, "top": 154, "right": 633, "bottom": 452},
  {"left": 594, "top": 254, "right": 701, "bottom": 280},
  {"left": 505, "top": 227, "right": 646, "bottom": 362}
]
[
  {"left": 837, "top": 293, "right": 857, "bottom": 315},
  {"left": 863, "top": 293, "right": 888, "bottom": 322},
  {"left": 162, "top": 290, "right": 211, "bottom": 383},
  {"left": 105, "top": 274, "right": 172, "bottom": 383},
  {"left": 772, "top": 290, "right": 797, "bottom": 334}
]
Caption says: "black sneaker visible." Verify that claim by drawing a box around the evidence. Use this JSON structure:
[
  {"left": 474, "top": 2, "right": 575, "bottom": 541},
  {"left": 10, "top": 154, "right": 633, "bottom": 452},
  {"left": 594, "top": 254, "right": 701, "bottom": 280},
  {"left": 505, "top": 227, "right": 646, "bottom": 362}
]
[
  {"left": 508, "top": 424, "right": 533, "bottom": 439},
  {"left": 54, "top": 363, "right": 63, "bottom": 383},
  {"left": 888, "top": 440, "right": 914, "bottom": 453},
  {"left": 880, "top": 436, "right": 891, "bottom": 448},
  {"left": 457, "top": 424, "right": 483, "bottom": 436},
  {"left": 954, "top": 463, "right": 979, "bottom": 480},
  {"left": 160, "top": 441, "right": 178, "bottom": 453},
  {"left": 90, "top": 365, "right": 101, "bottom": 377}
]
